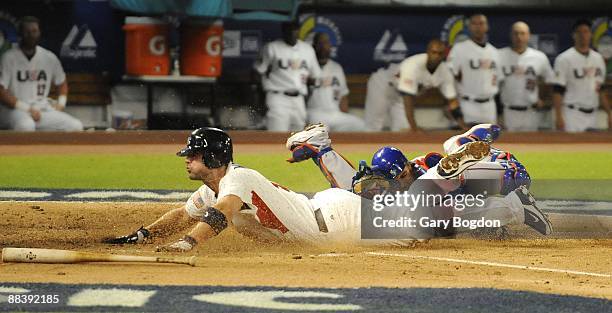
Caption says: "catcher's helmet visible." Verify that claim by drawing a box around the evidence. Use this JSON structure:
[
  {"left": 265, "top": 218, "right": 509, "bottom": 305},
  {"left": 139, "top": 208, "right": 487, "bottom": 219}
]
[
  {"left": 371, "top": 146, "right": 408, "bottom": 180},
  {"left": 177, "top": 127, "right": 233, "bottom": 168}
]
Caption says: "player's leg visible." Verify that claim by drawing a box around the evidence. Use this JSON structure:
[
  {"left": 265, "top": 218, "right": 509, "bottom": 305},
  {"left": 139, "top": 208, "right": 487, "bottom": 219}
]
[
  {"left": 0, "top": 106, "right": 36, "bottom": 131},
  {"left": 286, "top": 124, "right": 357, "bottom": 189},
  {"left": 310, "top": 188, "right": 425, "bottom": 246},
  {"left": 36, "top": 110, "right": 84, "bottom": 131},
  {"left": 364, "top": 74, "right": 389, "bottom": 131},
  {"left": 504, "top": 108, "right": 538, "bottom": 131},
  {"left": 288, "top": 96, "right": 307, "bottom": 131},
  {"left": 389, "top": 100, "right": 409, "bottom": 131},
  {"left": 563, "top": 107, "right": 595, "bottom": 133},
  {"left": 329, "top": 112, "right": 366, "bottom": 132},
  {"left": 456, "top": 186, "right": 552, "bottom": 235},
  {"left": 265, "top": 93, "right": 292, "bottom": 131}
]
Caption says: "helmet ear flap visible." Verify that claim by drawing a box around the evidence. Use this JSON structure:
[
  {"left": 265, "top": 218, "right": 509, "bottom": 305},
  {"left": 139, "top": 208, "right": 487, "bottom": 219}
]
[{"left": 202, "top": 150, "right": 222, "bottom": 168}]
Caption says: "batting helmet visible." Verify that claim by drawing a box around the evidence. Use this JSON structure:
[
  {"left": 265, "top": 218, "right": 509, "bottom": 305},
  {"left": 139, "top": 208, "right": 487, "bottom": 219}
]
[
  {"left": 177, "top": 127, "right": 233, "bottom": 168},
  {"left": 371, "top": 146, "right": 408, "bottom": 180}
]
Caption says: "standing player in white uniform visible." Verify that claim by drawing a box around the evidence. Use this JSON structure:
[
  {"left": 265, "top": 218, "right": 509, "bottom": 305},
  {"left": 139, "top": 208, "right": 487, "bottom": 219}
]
[
  {"left": 397, "top": 39, "right": 466, "bottom": 132},
  {"left": 447, "top": 14, "right": 501, "bottom": 125},
  {"left": 0, "top": 16, "right": 83, "bottom": 131},
  {"left": 254, "top": 21, "right": 321, "bottom": 131},
  {"left": 364, "top": 63, "right": 407, "bottom": 131},
  {"left": 498, "top": 22, "right": 554, "bottom": 131},
  {"left": 307, "top": 33, "right": 365, "bottom": 131},
  {"left": 552, "top": 19, "right": 611, "bottom": 132}
]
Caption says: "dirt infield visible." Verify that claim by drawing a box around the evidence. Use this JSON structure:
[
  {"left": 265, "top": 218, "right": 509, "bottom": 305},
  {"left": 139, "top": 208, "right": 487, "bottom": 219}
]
[{"left": 1, "top": 201, "right": 611, "bottom": 300}]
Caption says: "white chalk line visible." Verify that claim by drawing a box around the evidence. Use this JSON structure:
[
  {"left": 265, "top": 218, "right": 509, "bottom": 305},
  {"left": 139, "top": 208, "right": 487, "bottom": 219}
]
[{"left": 365, "top": 252, "right": 612, "bottom": 278}]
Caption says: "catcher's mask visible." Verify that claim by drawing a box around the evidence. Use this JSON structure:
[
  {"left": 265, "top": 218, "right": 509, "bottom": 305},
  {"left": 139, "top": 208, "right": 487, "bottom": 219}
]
[{"left": 177, "top": 127, "right": 233, "bottom": 168}]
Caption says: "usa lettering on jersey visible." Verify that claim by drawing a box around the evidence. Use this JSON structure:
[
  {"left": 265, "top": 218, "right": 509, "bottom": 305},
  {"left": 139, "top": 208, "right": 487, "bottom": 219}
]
[{"left": 17, "top": 70, "right": 48, "bottom": 82}]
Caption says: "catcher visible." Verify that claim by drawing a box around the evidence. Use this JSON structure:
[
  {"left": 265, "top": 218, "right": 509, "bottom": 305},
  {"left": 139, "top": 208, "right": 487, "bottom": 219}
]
[{"left": 285, "top": 123, "right": 551, "bottom": 236}]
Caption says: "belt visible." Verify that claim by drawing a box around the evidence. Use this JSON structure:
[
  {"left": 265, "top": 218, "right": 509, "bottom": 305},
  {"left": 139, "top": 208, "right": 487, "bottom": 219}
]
[
  {"left": 567, "top": 105, "right": 594, "bottom": 114},
  {"left": 270, "top": 90, "right": 301, "bottom": 97},
  {"left": 461, "top": 96, "right": 492, "bottom": 103},
  {"left": 314, "top": 208, "right": 328, "bottom": 233},
  {"left": 508, "top": 103, "right": 538, "bottom": 111}
]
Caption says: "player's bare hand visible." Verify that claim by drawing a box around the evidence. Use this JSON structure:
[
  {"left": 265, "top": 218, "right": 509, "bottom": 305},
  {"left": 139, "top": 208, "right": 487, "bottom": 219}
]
[
  {"left": 51, "top": 103, "right": 64, "bottom": 111},
  {"left": 535, "top": 99, "right": 546, "bottom": 110},
  {"left": 156, "top": 236, "right": 196, "bottom": 252},
  {"left": 29, "top": 108, "right": 41, "bottom": 122}
]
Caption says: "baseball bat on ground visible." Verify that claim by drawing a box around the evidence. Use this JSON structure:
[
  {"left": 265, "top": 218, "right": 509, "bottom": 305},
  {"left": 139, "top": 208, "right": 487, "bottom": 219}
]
[{"left": 1, "top": 248, "right": 196, "bottom": 266}]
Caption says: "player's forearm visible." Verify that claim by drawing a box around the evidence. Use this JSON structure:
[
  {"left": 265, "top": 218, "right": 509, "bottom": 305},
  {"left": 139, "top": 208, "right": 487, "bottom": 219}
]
[
  {"left": 447, "top": 98, "right": 466, "bottom": 129},
  {"left": 146, "top": 206, "right": 195, "bottom": 236},
  {"left": 402, "top": 94, "right": 418, "bottom": 129},
  {"left": 339, "top": 96, "right": 349, "bottom": 113},
  {"left": 552, "top": 92, "right": 564, "bottom": 119},
  {"left": 600, "top": 90, "right": 610, "bottom": 114},
  {"left": 0, "top": 86, "right": 18, "bottom": 108},
  {"left": 58, "top": 81, "right": 68, "bottom": 96}
]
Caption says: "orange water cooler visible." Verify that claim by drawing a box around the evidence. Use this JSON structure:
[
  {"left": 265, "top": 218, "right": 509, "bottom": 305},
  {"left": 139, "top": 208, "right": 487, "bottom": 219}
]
[
  {"left": 180, "top": 20, "right": 223, "bottom": 77},
  {"left": 123, "top": 17, "right": 170, "bottom": 76}
]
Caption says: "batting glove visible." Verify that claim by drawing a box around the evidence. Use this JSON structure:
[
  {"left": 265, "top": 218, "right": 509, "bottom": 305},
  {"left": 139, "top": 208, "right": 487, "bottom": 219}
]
[
  {"left": 156, "top": 235, "right": 197, "bottom": 253},
  {"left": 102, "top": 226, "right": 150, "bottom": 244}
]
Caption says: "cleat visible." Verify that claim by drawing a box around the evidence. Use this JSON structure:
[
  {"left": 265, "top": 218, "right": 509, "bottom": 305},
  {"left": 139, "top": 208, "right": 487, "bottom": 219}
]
[
  {"left": 286, "top": 123, "right": 331, "bottom": 151},
  {"left": 437, "top": 141, "right": 490, "bottom": 179},
  {"left": 515, "top": 185, "right": 553, "bottom": 235}
]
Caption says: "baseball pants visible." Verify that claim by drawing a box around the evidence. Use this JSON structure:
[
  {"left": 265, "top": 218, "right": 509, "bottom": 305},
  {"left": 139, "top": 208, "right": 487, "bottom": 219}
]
[
  {"left": 265, "top": 92, "right": 307, "bottom": 131},
  {"left": 459, "top": 98, "right": 497, "bottom": 125},
  {"left": 562, "top": 106, "right": 597, "bottom": 133},
  {"left": 504, "top": 107, "right": 540, "bottom": 131},
  {"left": 308, "top": 110, "right": 366, "bottom": 132},
  {"left": 364, "top": 75, "right": 408, "bottom": 131},
  {"left": 0, "top": 105, "right": 83, "bottom": 131}
]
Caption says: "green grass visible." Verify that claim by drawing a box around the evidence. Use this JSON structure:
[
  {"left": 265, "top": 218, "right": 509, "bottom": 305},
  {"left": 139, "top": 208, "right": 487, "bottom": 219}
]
[{"left": 1, "top": 151, "right": 611, "bottom": 199}]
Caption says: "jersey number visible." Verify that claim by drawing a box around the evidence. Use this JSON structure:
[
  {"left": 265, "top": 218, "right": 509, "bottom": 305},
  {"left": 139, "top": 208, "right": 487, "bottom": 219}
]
[
  {"left": 525, "top": 79, "right": 536, "bottom": 91},
  {"left": 37, "top": 84, "right": 45, "bottom": 96}
]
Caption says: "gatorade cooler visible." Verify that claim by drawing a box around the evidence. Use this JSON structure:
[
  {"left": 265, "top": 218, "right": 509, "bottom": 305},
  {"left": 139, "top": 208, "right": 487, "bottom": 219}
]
[
  {"left": 180, "top": 20, "right": 223, "bottom": 77},
  {"left": 123, "top": 17, "right": 169, "bottom": 76}
]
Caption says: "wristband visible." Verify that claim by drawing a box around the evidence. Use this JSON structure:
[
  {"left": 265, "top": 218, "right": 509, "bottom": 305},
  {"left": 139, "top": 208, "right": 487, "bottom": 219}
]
[
  {"left": 14, "top": 100, "right": 30, "bottom": 112},
  {"left": 58, "top": 95, "right": 67, "bottom": 108}
]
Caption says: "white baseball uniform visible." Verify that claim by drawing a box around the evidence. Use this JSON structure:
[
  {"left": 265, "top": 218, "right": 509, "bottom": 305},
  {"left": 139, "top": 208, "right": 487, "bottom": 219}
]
[
  {"left": 447, "top": 40, "right": 501, "bottom": 124},
  {"left": 0, "top": 46, "right": 83, "bottom": 131},
  {"left": 396, "top": 53, "right": 457, "bottom": 100},
  {"left": 498, "top": 47, "right": 554, "bottom": 131},
  {"left": 364, "top": 63, "right": 408, "bottom": 131},
  {"left": 553, "top": 47, "right": 606, "bottom": 132},
  {"left": 254, "top": 40, "right": 321, "bottom": 131},
  {"left": 307, "top": 60, "right": 365, "bottom": 131}
]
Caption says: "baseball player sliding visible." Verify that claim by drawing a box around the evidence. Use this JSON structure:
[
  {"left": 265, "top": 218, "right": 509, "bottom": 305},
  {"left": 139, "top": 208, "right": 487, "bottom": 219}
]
[{"left": 105, "top": 123, "right": 551, "bottom": 251}]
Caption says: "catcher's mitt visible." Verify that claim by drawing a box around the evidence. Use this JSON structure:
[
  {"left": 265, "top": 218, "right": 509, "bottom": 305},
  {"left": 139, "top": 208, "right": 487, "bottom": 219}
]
[{"left": 351, "top": 160, "right": 399, "bottom": 199}]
